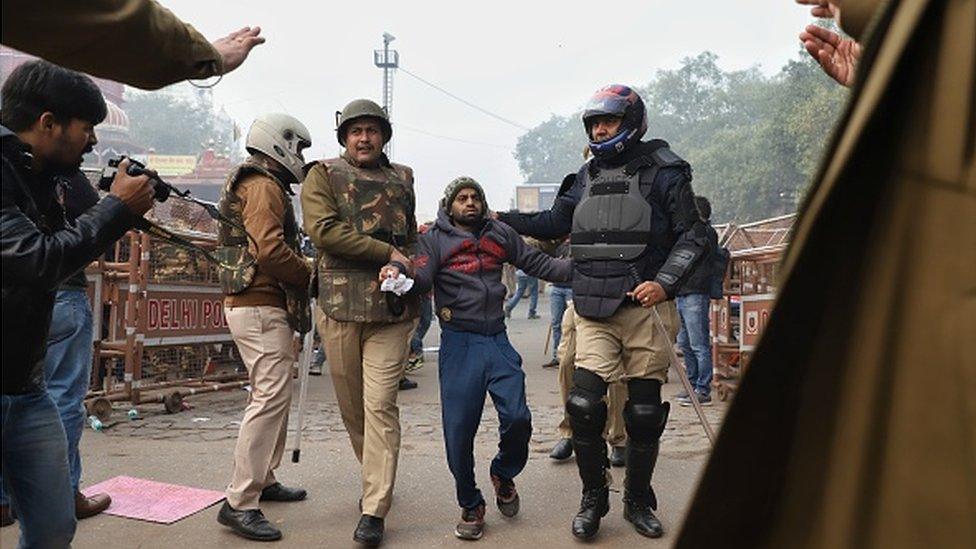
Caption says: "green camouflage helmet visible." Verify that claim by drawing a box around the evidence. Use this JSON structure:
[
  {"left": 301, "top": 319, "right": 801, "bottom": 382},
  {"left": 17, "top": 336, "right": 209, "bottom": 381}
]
[{"left": 335, "top": 99, "right": 392, "bottom": 146}]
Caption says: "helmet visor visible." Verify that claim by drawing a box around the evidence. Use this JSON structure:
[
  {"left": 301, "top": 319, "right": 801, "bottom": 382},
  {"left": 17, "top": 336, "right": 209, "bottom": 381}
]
[{"left": 583, "top": 93, "right": 630, "bottom": 120}]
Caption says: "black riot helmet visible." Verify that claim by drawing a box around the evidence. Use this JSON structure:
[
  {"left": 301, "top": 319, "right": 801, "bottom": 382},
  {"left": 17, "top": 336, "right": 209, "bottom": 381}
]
[{"left": 582, "top": 84, "right": 648, "bottom": 159}]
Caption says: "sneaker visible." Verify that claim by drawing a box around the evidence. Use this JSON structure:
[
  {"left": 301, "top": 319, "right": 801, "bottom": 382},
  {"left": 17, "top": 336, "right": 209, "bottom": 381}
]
[
  {"left": 541, "top": 358, "right": 559, "bottom": 369},
  {"left": 406, "top": 354, "right": 424, "bottom": 373},
  {"left": 679, "top": 393, "right": 712, "bottom": 407},
  {"left": 455, "top": 504, "right": 486, "bottom": 540},
  {"left": 490, "top": 474, "right": 520, "bottom": 517},
  {"left": 674, "top": 391, "right": 690, "bottom": 401},
  {"left": 527, "top": 313, "right": 540, "bottom": 319}
]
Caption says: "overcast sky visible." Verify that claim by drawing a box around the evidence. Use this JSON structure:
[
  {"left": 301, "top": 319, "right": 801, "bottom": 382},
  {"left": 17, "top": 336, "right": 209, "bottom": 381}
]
[{"left": 162, "top": 0, "right": 814, "bottom": 221}]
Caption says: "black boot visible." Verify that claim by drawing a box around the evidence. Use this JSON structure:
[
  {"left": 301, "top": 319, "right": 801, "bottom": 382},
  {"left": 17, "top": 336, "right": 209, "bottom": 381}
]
[
  {"left": 570, "top": 433, "right": 610, "bottom": 539},
  {"left": 353, "top": 514, "right": 384, "bottom": 546},
  {"left": 573, "top": 485, "right": 609, "bottom": 540},
  {"left": 566, "top": 369, "right": 611, "bottom": 540},
  {"left": 623, "top": 439, "right": 664, "bottom": 538}
]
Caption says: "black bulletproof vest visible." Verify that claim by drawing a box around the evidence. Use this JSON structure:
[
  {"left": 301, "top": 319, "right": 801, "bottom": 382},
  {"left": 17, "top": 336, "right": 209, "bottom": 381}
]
[{"left": 570, "top": 156, "right": 660, "bottom": 319}]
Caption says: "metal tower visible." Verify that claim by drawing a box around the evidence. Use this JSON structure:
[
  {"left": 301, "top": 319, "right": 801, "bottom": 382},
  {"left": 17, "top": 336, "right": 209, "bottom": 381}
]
[{"left": 373, "top": 32, "right": 399, "bottom": 159}]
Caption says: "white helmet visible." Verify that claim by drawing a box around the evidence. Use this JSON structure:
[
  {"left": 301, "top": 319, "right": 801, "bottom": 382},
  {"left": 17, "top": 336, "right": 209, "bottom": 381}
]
[{"left": 245, "top": 113, "right": 312, "bottom": 183}]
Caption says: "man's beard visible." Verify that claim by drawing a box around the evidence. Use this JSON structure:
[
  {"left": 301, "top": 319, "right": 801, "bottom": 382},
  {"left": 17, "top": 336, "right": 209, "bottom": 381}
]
[{"left": 452, "top": 209, "right": 484, "bottom": 229}]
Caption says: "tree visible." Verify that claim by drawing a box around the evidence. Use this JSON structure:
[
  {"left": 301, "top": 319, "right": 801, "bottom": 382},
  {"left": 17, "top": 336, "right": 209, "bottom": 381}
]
[{"left": 125, "top": 89, "right": 237, "bottom": 156}]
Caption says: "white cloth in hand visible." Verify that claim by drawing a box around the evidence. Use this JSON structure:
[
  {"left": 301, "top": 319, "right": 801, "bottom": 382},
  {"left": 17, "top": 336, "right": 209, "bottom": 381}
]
[{"left": 380, "top": 274, "right": 414, "bottom": 296}]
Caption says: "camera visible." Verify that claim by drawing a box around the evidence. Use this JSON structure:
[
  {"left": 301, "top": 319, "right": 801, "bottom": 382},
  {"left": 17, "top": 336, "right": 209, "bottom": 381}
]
[{"left": 98, "top": 156, "right": 172, "bottom": 202}]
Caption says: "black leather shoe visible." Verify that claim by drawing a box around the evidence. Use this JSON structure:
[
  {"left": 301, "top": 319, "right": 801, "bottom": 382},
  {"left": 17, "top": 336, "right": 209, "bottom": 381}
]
[
  {"left": 217, "top": 501, "right": 282, "bottom": 541},
  {"left": 398, "top": 377, "right": 418, "bottom": 391},
  {"left": 609, "top": 446, "right": 626, "bottom": 467},
  {"left": 623, "top": 498, "right": 664, "bottom": 538},
  {"left": 260, "top": 482, "right": 307, "bottom": 502},
  {"left": 571, "top": 487, "right": 609, "bottom": 540},
  {"left": 353, "top": 514, "right": 384, "bottom": 546},
  {"left": 549, "top": 438, "right": 573, "bottom": 461}
]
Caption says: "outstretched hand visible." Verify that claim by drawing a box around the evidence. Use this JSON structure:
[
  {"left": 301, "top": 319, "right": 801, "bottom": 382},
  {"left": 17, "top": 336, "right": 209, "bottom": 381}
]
[
  {"left": 800, "top": 24, "right": 861, "bottom": 87},
  {"left": 212, "top": 26, "right": 266, "bottom": 75}
]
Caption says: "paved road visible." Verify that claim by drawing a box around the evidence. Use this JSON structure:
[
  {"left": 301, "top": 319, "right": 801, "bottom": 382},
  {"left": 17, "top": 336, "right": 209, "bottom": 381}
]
[{"left": 2, "top": 298, "right": 726, "bottom": 548}]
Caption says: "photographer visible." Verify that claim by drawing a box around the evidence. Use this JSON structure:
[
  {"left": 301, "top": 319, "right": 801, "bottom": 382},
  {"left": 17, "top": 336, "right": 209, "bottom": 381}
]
[{"left": 1, "top": 60, "right": 154, "bottom": 547}]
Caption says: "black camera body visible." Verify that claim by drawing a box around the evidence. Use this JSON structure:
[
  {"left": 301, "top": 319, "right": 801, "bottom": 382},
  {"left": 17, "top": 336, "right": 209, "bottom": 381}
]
[{"left": 98, "top": 156, "right": 171, "bottom": 202}]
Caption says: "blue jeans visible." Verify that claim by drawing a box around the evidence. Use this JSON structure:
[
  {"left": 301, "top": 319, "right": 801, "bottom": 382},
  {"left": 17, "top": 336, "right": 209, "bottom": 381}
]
[
  {"left": 438, "top": 328, "right": 532, "bottom": 510},
  {"left": 676, "top": 293, "right": 713, "bottom": 396},
  {"left": 1, "top": 290, "right": 93, "bottom": 507},
  {"left": 504, "top": 275, "right": 538, "bottom": 317},
  {"left": 1, "top": 390, "right": 77, "bottom": 548},
  {"left": 410, "top": 296, "right": 433, "bottom": 355},
  {"left": 549, "top": 286, "right": 573, "bottom": 360}
]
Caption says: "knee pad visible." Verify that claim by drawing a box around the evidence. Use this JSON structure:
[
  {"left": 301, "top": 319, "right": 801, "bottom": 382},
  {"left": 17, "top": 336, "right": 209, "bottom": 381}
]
[
  {"left": 567, "top": 369, "right": 608, "bottom": 437},
  {"left": 627, "top": 378, "right": 662, "bottom": 405},
  {"left": 624, "top": 379, "right": 668, "bottom": 443}
]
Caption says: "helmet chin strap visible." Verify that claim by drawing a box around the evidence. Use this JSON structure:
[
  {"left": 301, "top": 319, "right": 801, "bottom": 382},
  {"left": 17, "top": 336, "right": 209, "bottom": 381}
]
[{"left": 589, "top": 126, "right": 638, "bottom": 158}]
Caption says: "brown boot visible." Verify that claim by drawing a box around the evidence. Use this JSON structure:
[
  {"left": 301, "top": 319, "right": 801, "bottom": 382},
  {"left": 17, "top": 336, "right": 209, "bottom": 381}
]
[{"left": 75, "top": 492, "right": 111, "bottom": 519}]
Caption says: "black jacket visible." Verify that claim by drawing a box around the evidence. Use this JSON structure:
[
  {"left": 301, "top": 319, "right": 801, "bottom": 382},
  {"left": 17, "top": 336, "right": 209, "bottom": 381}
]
[
  {"left": 677, "top": 224, "right": 719, "bottom": 296},
  {"left": 1, "top": 126, "right": 134, "bottom": 394}
]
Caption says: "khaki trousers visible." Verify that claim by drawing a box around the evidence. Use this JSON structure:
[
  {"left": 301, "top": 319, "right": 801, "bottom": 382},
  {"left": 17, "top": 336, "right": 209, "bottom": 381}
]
[
  {"left": 318, "top": 314, "right": 414, "bottom": 518},
  {"left": 556, "top": 306, "right": 627, "bottom": 444},
  {"left": 225, "top": 306, "right": 296, "bottom": 510},
  {"left": 574, "top": 301, "right": 679, "bottom": 383}
]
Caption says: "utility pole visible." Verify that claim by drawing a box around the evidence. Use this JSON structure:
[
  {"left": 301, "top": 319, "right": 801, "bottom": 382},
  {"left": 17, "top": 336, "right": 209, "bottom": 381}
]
[{"left": 373, "top": 32, "right": 399, "bottom": 159}]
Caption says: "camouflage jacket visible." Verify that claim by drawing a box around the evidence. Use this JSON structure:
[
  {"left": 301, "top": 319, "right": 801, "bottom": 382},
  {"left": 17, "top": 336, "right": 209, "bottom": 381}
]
[
  {"left": 217, "top": 157, "right": 311, "bottom": 333},
  {"left": 301, "top": 153, "right": 419, "bottom": 323}
]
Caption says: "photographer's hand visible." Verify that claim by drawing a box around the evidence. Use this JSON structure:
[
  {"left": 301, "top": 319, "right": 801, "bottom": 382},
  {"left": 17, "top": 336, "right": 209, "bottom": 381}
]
[
  {"left": 213, "top": 27, "right": 266, "bottom": 75},
  {"left": 110, "top": 159, "right": 154, "bottom": 215}
]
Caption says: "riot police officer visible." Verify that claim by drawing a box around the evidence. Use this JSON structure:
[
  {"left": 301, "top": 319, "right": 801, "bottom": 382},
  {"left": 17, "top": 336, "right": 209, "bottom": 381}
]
[{"left": 498, "top": 84, "right": 709, "bottom": 540}]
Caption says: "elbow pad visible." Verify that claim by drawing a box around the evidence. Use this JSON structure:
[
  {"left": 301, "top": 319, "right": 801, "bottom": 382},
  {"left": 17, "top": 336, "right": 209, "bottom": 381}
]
[{"left": 655, "top": 224, "right": 708, "bottom": 297}]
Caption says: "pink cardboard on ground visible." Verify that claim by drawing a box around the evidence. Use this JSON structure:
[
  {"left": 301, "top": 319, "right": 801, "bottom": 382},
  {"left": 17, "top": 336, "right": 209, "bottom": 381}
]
[{"left": 82, "top": 475, "right": 224, "bottom": 524}]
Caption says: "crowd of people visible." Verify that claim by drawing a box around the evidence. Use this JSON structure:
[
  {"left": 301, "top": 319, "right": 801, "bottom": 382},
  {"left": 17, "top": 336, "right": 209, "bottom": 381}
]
[{"left": 2, "top": 0, "right": 972, "bottom": 548}]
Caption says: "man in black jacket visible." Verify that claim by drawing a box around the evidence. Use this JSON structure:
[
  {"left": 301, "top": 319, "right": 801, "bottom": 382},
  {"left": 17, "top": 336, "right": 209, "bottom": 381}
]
[
  {"left": 1, "top": 60, "right": 154, "bottom": 547},
  {"left": 675, "top": 196, "right": 721, "bottom": 407},
  {"left": 498, "top": 85, "right": 708, "bottom": 540}
]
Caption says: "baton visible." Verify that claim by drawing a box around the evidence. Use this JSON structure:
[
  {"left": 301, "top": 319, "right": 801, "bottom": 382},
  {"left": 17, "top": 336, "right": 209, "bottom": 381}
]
[
  {"left": 291, "top": 301, "right": 315, "bottom": 463},
  {"left": 651, "top": 306, "right": 716, "bottom": 446}
]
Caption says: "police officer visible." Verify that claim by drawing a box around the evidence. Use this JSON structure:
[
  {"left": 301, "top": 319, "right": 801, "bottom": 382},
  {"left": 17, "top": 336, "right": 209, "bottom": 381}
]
[
  {"left": 498, "top": 84, "right": 708, "bottom": 540},
  {"left": 301, "top": 99, "right": 419, "bottom": 547},
  {"left": 215, "top": 113, "right": 313, "bottom": 542}
]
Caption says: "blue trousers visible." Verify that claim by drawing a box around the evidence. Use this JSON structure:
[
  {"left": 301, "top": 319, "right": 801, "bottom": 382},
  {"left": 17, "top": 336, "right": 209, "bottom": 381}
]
[
  {"left": 676, "top": 293, "right": 713, "bottom": 396},
  {"left": 549, "top": 286, "right": 572, "bottom": 360},
  {"left": 1, "top": 391, "right": 77, "bottom": 548},
  {"left": 410, "top": 296, "right": 433, "bottom": 355},
  {"left": 504, "top": 275, "right": 538, "bottom": 317},
  {"left": 438, "top": 329, "right": 532, "bottom": 510},
  {"left": 1, "top": 289, "right": 93, "bottom": 509}
]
